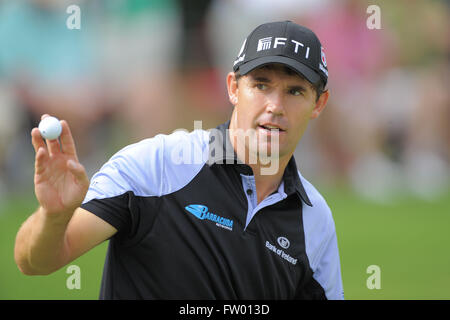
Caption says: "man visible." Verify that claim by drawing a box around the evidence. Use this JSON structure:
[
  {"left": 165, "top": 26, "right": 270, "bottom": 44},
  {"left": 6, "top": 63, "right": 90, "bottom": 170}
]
[{"left": 15, "top": 21, "right": 344, "bottom": 299}]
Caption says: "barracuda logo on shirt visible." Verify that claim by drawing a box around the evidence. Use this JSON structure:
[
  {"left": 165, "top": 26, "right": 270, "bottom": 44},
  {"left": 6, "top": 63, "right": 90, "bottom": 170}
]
[{"left": 185, "top": 204, "right": 233, "bottom": 231}]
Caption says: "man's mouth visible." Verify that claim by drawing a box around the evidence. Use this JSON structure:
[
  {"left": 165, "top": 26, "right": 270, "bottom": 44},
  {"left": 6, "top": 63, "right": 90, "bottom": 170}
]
[{"left": 257, "top": 124, "right": 286, "bottom": 132}]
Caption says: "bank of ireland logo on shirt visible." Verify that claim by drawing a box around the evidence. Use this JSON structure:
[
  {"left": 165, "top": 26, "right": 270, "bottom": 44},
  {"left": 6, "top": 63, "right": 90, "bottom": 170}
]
[
  {"left": 265, "top": 237, "right": 297, "bottom": 265},
  {"left": 185, "top": 204, "right": 233, "bottom": 231},
  {"left": 277, "top": 236, "right": 290, "bottom": 249}
]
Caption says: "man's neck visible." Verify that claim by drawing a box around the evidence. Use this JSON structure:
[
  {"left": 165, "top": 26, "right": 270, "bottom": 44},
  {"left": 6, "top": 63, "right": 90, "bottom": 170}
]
[
  {"left": 247, "top": 155, "right": 291, "bottom": 204},
  {"left": 228, "top": 127, "right": 291, "bottom": 204}
]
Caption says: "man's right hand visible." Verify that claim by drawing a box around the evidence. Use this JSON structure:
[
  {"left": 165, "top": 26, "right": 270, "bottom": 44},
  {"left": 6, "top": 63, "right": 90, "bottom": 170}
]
[
  {"left": 31, "top": 114, "right": 89, "bottom": 219},
  {"left": 16, "top": 114, "right": 117, "bottom": 276}
]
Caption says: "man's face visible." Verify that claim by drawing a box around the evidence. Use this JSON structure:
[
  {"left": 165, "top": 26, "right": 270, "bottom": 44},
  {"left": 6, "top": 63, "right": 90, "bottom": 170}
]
[{"left": 227, "top": 64, "right": 328, "bottom": 164}]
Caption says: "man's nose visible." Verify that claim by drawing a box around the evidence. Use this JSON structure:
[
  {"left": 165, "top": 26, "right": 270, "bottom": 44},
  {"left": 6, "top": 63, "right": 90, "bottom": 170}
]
[{"left": 266, "top": 91, "right": 285, "bottom": 115}]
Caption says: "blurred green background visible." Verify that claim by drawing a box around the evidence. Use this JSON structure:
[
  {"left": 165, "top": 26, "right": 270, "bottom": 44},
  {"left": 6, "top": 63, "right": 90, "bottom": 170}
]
[{"left": 0, "top": 0, "right": 449, "bottom": 299}]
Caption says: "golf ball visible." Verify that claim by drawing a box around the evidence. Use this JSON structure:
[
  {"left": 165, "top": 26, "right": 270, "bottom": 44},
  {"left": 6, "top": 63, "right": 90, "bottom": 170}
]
[{"left": 38, "top": 116, "right": 62, "bottom": 140}]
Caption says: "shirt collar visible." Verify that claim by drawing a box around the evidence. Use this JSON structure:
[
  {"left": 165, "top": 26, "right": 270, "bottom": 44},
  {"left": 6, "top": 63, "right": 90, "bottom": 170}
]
[{"left": 208, "top": 121, "right": 312, "bottom": 207}]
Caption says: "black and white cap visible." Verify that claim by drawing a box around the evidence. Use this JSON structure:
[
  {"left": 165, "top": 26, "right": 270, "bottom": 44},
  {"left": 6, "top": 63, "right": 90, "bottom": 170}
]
[{"left": 233, "top": 21, "right": 328, "bottom": 87}]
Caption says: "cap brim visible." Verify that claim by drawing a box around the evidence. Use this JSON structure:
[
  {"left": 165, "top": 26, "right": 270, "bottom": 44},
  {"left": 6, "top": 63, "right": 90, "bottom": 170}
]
[{"left": 237, "top": 56, "right": 321, "bottom": 85}]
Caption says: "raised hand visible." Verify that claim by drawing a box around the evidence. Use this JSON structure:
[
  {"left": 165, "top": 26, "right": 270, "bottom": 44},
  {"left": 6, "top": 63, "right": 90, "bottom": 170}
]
[{"left": 31, "top": 115, "right": 89, "bottom": 218}]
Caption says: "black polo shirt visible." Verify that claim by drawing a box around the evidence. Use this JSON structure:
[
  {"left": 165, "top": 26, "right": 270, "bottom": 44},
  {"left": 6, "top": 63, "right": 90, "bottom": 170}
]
[{"left": 81, "top": 121, "right": 344, "bottom": 299}]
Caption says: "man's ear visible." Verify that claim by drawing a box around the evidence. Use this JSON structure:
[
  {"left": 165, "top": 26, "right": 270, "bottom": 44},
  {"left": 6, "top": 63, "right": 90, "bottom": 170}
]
[
  {"left": 226, "top": 72, "right": 239, "bottom": 106},
  {"left": 310, "top": 89, "right": 329, "bottom": 119}
]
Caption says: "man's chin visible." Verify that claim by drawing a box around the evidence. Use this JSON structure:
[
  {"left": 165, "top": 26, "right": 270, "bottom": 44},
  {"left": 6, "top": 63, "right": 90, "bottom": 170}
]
[
  {"left": 248, "top": 142, "right": 283, "bottom": 162},
  {"left": 247, "top": 143, "right": 285, "bottom": 175}
]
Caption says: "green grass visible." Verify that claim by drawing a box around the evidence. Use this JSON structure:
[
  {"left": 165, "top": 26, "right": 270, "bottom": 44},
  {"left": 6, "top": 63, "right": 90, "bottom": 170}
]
[
  {"left": 1, "top": 188, "right": 449, "bottom": 299},
  {"left": 0, "top": 196, "right": 107, "bottom": 299},
  {"left": 323, "top": 187, "right": 450, "bottom": 300}
]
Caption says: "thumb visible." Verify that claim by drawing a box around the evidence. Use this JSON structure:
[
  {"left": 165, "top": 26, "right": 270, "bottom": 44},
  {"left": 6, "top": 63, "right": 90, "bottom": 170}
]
[{"left": 67, "top": 159, "right": 89, "bottom": 186}]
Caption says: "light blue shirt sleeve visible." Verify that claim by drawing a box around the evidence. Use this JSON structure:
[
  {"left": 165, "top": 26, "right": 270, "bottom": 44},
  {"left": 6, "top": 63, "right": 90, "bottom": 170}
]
[
  {"left": 83, "top": 130, "right": 209, "bottom": 204},
  {"left": 299, "top": 172, "right": 345, "bottom": 300}
]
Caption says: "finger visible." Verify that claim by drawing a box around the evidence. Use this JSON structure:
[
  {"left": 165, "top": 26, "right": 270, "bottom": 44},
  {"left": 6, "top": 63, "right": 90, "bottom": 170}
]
[
  {"left": 46, "top": 137, "right": 61, "bottom": 156},
  {"left": 41, "top": 114, "right": 50, "bottom": 121},
  {"left": 35, "top": 147, "right": 49, "bottom": 176},
  {"left": 31, "top": 128, "right": 46, "bottom": 154},
  {"left": 67, "top": 159, "right": 89, "bottom": 186},
  {"left": 60, "top": 120, "right": 78, "bottom": 160}
]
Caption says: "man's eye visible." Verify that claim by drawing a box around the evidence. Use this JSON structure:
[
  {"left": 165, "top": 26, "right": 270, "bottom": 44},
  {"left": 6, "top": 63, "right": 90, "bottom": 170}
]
[
  {"left": 289, "top": 89, "right": 301, "bottom": 96},
  {"left": 256, "top": 83, "right": 267, "bottom": 90}
]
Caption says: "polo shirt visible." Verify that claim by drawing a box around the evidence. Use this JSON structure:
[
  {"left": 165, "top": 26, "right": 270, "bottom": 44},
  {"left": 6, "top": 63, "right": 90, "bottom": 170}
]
[{"left": 81, "top": 121, "right": 344, "bottom": 300}]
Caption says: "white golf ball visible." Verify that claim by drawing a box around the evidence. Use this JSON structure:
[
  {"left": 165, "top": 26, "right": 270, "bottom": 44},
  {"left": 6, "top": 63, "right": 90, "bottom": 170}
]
[{"left": 38, "top": 116, "right": 62, "bottom": 140}]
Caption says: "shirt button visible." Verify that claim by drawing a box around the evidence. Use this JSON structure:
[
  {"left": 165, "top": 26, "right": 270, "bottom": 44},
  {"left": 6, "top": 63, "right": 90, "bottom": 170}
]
[{"left": 246, "top": 189, "right": 253, "bottom": 196}]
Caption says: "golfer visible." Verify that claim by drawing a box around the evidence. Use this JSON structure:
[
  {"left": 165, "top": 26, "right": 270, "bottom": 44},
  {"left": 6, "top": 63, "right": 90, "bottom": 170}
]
[{"left": 15, "top": 21, "right": 344, "bottom": 300}]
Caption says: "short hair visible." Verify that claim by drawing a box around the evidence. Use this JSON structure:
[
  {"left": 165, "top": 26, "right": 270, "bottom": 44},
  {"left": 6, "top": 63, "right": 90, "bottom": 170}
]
[{"left": 234, "top": 64, "right": 325, "bottom": 101}]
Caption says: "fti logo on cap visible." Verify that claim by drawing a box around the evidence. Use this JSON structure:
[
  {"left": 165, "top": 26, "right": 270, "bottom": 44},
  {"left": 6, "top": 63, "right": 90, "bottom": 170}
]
[
  {"left": 233, "top": 21, "right": 329, "bottom": 87},
  {"left": 255, "top": 36, "right": 311, "bottom": 59},
  {"left": 257, "top": 37, "right": 272, "bottom": 51}
]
